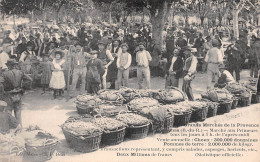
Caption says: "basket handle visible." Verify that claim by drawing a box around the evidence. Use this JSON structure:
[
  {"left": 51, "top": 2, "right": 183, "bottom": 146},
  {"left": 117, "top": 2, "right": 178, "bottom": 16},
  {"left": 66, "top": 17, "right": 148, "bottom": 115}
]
[
  {"left": 94, "top": 114, "right": 102, "bottom": 119},
  {"left": 10, "top": 146, "right": 19, "bottom": 154},
  {"left": 44, "top": 139, "right": 56, "bottom": 145},
  {"left": 118, "top": 110, "right": 128, "bottom": 115}
]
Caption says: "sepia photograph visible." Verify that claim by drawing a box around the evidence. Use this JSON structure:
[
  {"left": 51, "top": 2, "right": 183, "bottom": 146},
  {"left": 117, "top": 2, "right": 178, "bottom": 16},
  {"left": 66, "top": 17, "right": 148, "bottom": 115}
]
[{"left": 0, "top": 0, "right": 259, "bottom": 161}]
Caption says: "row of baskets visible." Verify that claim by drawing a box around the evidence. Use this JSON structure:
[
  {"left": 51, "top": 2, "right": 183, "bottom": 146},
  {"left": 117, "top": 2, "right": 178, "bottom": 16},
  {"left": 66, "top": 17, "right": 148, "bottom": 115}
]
[{"left": 65, "top": 86, "right": 260, "bottom": 153}]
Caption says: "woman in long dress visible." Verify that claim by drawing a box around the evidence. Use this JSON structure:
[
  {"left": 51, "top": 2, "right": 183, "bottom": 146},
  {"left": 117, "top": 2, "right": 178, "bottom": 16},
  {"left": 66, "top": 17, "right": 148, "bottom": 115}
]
[{"left": 49, "top": 51, "right": 66, "bottom": 99}]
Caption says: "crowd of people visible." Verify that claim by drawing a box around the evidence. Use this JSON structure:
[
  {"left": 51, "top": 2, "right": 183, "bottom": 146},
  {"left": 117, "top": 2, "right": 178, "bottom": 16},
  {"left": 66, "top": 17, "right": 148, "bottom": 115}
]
[{"left": 0, "top": 21, "right": 260, "bottom": 131}]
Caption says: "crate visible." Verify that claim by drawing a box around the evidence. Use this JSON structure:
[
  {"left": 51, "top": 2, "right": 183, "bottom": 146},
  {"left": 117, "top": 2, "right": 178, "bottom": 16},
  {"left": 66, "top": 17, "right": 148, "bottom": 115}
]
[{"left": 162, "top": 116, "right": 174, "bottom": 133}]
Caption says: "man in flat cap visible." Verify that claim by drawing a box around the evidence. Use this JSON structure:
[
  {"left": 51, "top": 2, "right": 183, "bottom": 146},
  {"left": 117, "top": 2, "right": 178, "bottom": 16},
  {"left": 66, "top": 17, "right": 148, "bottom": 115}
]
[{"left": 182, "top": 46, "right": 197, "bottom": 101}]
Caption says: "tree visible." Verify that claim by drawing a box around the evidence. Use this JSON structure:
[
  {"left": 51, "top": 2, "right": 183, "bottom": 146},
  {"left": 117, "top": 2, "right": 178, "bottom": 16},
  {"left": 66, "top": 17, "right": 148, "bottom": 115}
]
[{"left": 194, "top": 0, "right": 211, "bottom": 26}]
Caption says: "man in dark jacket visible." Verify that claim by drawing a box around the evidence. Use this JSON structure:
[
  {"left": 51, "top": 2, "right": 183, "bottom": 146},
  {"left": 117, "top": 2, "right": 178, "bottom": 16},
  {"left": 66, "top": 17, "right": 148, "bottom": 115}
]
[
  {"left": 86, "top": 50, "right": 105, "bottom": 94},
  {"left": 165, "top": 47, "right": 184, "bottom": 88}
]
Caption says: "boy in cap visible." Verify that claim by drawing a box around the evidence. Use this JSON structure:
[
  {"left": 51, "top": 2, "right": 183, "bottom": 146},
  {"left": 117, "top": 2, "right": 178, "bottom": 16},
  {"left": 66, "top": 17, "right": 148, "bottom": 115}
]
[
  {"left": 86, "top": 50, "right": 105, "bottom": 94},
  {"left": 116, "top": 43, "right": 132, "bottom": 89},
  {"left": 215, "top": 64, "right": 235, "bottom": 88},
  {"left": 182, "top": 46, "right": 198, "bottom": 101},
  {"left": 136, "top": 42, "right": 152, "bottom": 89}
]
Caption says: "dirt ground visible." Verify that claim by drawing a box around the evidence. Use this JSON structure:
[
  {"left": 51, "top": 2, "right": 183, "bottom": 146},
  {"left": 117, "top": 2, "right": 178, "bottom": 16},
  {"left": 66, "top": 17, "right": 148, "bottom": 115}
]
[{"left": 16, "top": 70, "right": 260, "bottom": 162}]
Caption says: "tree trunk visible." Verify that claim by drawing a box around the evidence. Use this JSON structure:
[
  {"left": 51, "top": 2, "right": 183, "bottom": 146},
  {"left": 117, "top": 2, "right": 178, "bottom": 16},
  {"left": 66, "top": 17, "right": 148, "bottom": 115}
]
[
  {"left": 185, "top": 14, "right": 189, "bottom": 27},
  {"left": 150, "top": 0, "right": 169, "bottom": 52},
  {"left": 109, "top": 3, "right": 112, "bottom": 24},
  {"left": 257, "top": 4, "right": 260, "bottom": 26},
  {"left": 200, "top": 16, "right": 204, "bottom": 26},
  {"left": 233, "top": 9, "right": 239, "bottom": 40},
  {"left": 168, "top": 6, "right": 173, "bottom": 27}
]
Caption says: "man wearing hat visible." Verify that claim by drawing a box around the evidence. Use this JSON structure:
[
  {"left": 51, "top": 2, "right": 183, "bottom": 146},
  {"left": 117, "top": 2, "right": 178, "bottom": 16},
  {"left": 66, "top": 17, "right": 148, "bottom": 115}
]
[
  {"left": 19, "top": 42, "right": 37, "bottom": 74},
  {"left": 70, "top": 42, "right": 88, "bottom": 95},
  {"left": 204, "top": 39, "right": 223, "bottom": 89},
  {"left": 97, "top": 40, "right": 114, "bottom": 89},
  {"left": 2, "top": 30, "right": 14, "bottom": 45},
  {"left": 182, "top": 46, "right": 198, "bottom": 101},
  {"left": 136, "top": 42, "right": 152, "bottom": 89},
  {"left": 116, "top": 43, "right": 132, "bottom": 89},
  {"left": 86, "top": 50, "right": 105, "bottom": 94},
  {"left": 107, "top": 38, "right": 122, "bottom": 89},
  {"left": 2, "top": 59, "right": 32, "bottom": 127},
  {"left": 215, "top": 64, "right": 235, "bottom": 88}
]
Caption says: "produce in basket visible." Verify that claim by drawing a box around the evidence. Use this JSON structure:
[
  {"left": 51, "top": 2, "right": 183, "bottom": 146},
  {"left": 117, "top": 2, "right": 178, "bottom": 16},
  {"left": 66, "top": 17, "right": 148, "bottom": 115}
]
[
  {"left": 152, "top": 87, "right": 186, "bottom": 103},
  {"left": 91, "top": 116, "right": 127, "bottom": 133},
  {"left": 243, "top": 84, "right": 257, "bottom": 92},
  {"left": 75, "top": 94, "right": 102, "bottom": 107},
  {"left": 162, "top": 103, "right": 192, "bottom": 115},
  {"left": 203, "top": 88, "right": 233, "bottom": 102},
  {"left": 226, "top": 83, "right": 245, "bottom": 94},
  {"left": 128, "top": 97, "right": 159, "bottom": 111},
  {"left": 119, "top": 87, "right": 140, "bottom": 101},
  {"left": 97, "top": 90, "right": 125, "bottom": 104},
  {"left": 139, "top": 106, "right": 173, "bottom": 122},
  {"left": 116, "top": 113, "right": 151, "bottom": 127},
  {"left": 62, "top": 121, "right": 102, "bottom": 136},
  {"left": 182, "top": 101, "right": 208, "bottom": 110},
  {"left": 94, "top": 104, "right": 128, "bottom": 117}
]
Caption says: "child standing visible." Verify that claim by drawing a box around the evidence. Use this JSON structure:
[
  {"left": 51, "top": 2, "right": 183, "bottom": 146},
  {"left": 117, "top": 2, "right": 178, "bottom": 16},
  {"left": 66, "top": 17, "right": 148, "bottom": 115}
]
[
  {"left": 86, "top": 50, "right": 105, "bottom": 94},
  {"left": 49, "top": 51, "right": 66, "bottom": 99},
  {"left": 39, "top": 54, "right": 52, "bottom": 93}
]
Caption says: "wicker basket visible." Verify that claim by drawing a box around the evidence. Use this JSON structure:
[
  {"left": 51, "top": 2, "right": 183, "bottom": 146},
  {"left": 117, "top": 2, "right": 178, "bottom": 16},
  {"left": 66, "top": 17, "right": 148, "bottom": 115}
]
[
  {"left": 162, "top": 116, "right": 174, "bottom": 133},
  {"left": 25, "top": 139, "right": 58, "bottom": 161},
  {"left": 62, "top": 129, "right": 102, "bottom": 153},
  {"left": 217, "top": 100, "right": 232, "bottom": 114},
  {"left": 232, "top": 97, "right": 239, "bottom": 109},
  {"left": 207, "top": 103, "right": 219, "bottom": 118},
  {"left": 0, "top": 146, "right": 24, "bottom": 162},
  {"left": 126, "top": 123, "right": 150, "bottom": 140},
  {"left": 76, "top": 104, "right": 95, "bottom": 115},
  {"left": 251, "top": 93, "right": 259, "bottom": 104},
  {"left": 173, "top": 111, "right": 192, "bottom": 127},
  {"left": 238, "top": 96, "right": 251, "bottom": 107},
  {"left": 191, "top": 107, "right": 208, "bottom": 122},
  {"left": 101, "top": 127, "right": 126, "bottom": 145}
]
